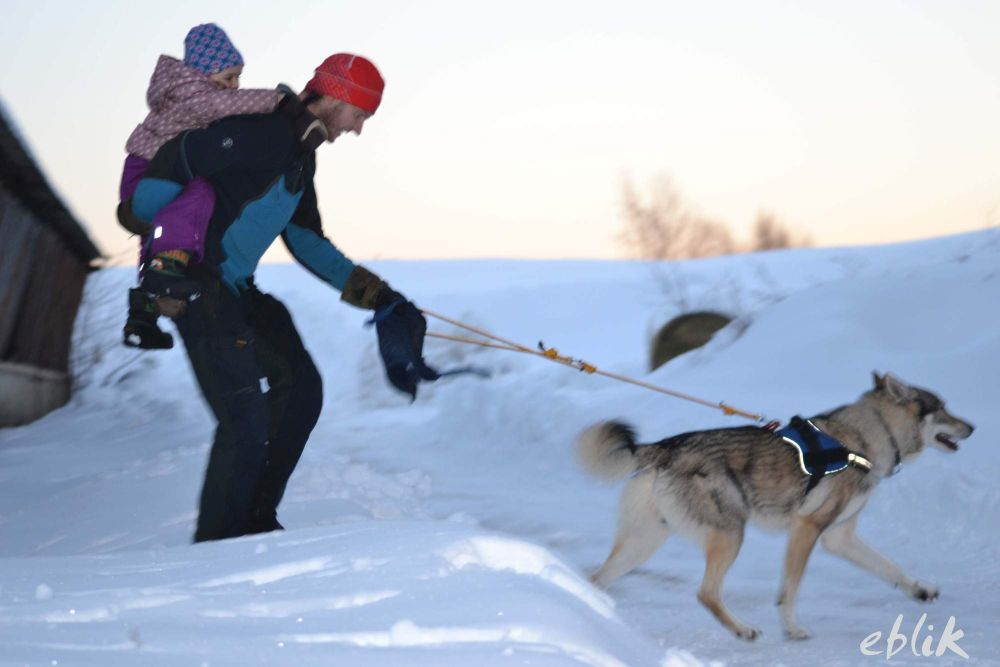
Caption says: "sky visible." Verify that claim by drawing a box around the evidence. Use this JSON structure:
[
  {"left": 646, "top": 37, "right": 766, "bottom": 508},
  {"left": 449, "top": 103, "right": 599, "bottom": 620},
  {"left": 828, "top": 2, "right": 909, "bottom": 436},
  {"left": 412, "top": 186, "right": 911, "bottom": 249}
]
[{"left": 1, "top": 0, "right": 998, "bottom": 263}]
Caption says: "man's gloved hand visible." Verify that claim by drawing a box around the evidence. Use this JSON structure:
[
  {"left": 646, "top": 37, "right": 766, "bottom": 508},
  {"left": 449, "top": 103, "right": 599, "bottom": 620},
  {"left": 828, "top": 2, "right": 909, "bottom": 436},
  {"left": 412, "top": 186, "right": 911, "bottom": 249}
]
[
  {"left": 340, "top": 265, "right": 402, "bottom": 310},
  {"left": 341, "top": 265, "right": 439, "bottom": 398},
  {"left": 373, "top": 300, "right": 439, "bottom": 400}
]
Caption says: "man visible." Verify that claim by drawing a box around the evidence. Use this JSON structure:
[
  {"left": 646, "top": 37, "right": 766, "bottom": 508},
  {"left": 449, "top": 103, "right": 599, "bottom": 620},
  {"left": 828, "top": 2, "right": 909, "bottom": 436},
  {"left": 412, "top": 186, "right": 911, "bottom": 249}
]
[{"left": 127, "top": 54, "right": 426, "bottom": 542}]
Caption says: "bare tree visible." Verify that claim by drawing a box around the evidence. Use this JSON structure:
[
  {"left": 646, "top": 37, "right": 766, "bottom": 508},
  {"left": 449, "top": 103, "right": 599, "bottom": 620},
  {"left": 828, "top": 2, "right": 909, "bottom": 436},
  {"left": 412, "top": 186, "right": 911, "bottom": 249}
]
[
  {"left": 619, "top": 176, "right": 736, "bottom": 260},
  {"left": 749, "top": 212, "right": 812, "bottom": 251}
]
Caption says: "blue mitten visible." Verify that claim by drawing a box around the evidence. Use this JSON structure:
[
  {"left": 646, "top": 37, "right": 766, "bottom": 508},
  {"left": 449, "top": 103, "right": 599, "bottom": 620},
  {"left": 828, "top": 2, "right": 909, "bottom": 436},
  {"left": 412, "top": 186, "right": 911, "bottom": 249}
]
[{"left": 372, "top": 300, "right": 439, "bottom": 399}]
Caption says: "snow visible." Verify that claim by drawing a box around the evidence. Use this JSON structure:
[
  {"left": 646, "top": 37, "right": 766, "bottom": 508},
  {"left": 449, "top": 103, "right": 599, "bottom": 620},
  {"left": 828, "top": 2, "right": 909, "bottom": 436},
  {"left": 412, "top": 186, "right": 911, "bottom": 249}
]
[{"left": 2, "top": 229, "right": 999, "bottom": 666}]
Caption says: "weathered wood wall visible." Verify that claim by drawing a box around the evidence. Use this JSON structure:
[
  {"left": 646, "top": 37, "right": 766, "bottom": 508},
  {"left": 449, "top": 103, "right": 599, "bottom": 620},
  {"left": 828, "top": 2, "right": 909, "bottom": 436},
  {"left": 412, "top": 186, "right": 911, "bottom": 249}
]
[
  {"left": 0, "top": 183, "right": 89, "bottom": 373},
  {"left": 0, "top": 103, "right": 101, "bottom": 426}
]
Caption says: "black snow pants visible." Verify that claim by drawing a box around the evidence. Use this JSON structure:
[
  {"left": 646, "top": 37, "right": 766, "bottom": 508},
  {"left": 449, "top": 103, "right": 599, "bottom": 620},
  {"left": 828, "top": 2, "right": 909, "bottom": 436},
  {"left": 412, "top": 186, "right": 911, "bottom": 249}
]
[{"left": 174, "top": 277, "right": 323, "bottom": 542}]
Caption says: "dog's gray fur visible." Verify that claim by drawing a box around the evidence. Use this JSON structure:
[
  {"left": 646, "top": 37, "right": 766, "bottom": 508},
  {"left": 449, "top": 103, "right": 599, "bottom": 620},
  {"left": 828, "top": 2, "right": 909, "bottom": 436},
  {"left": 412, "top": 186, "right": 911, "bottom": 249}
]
[{"left": 577, "top": 373, "right": 974, "bottom": 641}]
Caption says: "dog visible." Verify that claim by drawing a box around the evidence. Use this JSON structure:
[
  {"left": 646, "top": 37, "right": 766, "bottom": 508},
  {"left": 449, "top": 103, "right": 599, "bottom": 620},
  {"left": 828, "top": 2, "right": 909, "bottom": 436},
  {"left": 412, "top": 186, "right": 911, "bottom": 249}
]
[{"left": 576, "top": 373, "right": 974, "bottom": 640}]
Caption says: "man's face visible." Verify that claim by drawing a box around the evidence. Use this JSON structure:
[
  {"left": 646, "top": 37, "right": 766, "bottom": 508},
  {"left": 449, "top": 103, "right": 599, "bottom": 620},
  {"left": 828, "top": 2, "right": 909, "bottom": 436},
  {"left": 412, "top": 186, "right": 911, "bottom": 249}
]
[{"left": 310, "top": 97, "right": 371, "bottom": 142}]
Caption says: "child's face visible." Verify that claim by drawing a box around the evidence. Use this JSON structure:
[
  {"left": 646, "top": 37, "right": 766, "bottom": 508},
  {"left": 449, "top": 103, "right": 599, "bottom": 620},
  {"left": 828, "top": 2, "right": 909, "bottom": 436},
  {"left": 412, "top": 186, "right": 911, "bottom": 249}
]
[{"left": 210, "top": 65, "right": 243, "bottom": 90}]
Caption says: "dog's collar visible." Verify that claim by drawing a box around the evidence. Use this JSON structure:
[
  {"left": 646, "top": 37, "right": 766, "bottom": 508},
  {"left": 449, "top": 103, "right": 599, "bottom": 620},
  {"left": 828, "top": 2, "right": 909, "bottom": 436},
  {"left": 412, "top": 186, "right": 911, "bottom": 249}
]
[
  {"left": 775, "top": 417, "right": 873, "bottom": 494},
  {"left": 868, "top": 407, "right": 903, "bottom": 476}
]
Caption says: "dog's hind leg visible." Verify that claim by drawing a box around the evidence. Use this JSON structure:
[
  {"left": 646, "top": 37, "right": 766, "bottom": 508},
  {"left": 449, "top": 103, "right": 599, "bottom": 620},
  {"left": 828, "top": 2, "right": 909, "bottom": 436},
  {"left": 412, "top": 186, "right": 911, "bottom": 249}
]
[
  {"left": 820, "top": 513, "right": 939, "bottom": 602},
  {"left": 777, "top": 515, "right": 824, "bottom": 640},
  {"left": 591, "top": 475, "right": 669, "bottom": 589},
  {"left": 697, "top": 527, "right": 759, "bottom": 641}
]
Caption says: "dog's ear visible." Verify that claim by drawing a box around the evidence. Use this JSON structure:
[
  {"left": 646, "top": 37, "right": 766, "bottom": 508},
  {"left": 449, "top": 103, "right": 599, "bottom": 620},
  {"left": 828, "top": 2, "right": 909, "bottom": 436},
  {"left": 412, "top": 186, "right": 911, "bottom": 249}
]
[
  {"left": 872, "top": 371, "right": 885, "bottom": 391},
  {"left": 882, "top": 372, "right": 913, "bottom": 402}
]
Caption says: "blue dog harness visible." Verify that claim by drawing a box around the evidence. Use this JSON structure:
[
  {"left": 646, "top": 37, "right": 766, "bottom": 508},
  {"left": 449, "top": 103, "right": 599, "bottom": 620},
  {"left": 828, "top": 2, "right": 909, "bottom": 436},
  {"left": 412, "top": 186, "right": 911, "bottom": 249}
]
[{"left": 776, "top": 416, "right": 873, "bottom": 493}]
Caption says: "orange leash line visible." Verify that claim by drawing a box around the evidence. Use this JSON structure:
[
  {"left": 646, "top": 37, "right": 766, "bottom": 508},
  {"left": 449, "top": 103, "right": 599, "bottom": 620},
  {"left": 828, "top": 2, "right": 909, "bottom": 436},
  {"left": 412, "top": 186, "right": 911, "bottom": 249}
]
[{"left": 422, "top": 311, "right": 767, "bottom": 423}]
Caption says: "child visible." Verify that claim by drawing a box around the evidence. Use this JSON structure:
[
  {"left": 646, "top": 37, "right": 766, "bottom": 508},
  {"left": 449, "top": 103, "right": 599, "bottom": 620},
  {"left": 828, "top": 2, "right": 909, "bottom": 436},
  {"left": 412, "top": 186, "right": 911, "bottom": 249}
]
[{"left": 118, "top": 23, "right": 282, "bottom": 348}]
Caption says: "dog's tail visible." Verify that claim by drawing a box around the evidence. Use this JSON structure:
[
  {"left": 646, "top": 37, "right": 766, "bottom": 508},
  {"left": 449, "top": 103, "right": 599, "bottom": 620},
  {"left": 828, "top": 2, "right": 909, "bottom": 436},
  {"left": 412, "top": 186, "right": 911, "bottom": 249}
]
[{"left": 576, "top": 420, "right": 640, "bottom": 481}]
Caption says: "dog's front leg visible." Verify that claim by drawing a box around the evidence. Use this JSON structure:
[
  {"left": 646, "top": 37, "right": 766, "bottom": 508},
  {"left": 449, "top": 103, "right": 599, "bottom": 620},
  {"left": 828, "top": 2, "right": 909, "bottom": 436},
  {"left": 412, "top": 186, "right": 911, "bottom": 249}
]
[
  {"left": 820, "top": 513, "right": 939, "bottom": 602},
  {"left": 777, "top": 516, "right": 823, "bottom": 640},
  {"left": 697, "top": 528, "right": 760, "bottom": 641}
]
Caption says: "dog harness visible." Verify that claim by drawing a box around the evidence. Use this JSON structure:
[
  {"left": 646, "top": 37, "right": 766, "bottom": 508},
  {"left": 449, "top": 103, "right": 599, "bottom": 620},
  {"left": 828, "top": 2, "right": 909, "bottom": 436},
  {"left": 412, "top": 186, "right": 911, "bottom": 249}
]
[{"left": 776, "top": 416, "right": 873, "bottom": 493}]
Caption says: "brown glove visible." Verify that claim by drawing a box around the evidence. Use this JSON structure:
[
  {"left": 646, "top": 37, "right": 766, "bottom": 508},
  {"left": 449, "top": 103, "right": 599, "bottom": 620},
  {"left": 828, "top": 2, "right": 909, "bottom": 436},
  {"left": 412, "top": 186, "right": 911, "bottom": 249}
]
[
  {"left": 155, "top": 296, "right": 189, "bottom": 319},
  {"left": 340, "top": 266, "right": 402, "bottom": 310}
]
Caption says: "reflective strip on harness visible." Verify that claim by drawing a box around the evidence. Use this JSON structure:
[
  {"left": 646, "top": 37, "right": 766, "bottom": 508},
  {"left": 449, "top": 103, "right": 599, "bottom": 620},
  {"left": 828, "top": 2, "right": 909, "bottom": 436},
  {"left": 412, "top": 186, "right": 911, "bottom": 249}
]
[{"left": 776, "top": 416, "right": 872, "bottom": 493}]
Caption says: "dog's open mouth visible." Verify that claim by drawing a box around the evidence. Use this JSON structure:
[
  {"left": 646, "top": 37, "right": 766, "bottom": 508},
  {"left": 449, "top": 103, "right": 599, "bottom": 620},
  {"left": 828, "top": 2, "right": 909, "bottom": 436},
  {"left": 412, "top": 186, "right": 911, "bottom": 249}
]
[{"left": 936, "top": 433, "right": 960, "bottom": 451}]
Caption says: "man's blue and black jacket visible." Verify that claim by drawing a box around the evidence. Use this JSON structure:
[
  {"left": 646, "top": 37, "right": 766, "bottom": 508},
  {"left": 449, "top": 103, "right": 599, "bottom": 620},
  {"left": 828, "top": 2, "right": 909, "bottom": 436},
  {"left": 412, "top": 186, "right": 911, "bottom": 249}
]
[{"left": 132, "top": 104, "right": 355, "bottom": 293}]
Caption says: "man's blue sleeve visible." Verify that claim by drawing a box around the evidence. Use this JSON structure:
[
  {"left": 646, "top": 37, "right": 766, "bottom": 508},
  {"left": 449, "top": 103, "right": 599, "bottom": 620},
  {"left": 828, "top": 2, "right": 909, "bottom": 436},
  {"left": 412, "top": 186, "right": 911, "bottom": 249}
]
[{"left": 282, "top": 166, "right": 356, "bottom": 290}]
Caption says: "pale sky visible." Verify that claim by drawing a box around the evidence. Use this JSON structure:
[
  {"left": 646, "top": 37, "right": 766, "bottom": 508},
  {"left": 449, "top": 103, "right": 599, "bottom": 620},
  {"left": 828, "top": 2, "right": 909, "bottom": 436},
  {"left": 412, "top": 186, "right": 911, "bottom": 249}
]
[{"left": 1, "top": 0, "right": 998, "bottom": 263}]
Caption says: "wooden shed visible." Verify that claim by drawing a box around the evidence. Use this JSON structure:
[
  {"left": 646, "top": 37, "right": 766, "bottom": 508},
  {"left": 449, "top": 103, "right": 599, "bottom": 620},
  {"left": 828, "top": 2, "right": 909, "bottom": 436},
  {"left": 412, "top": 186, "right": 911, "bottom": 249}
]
[{"left": 0, "top": 103, "right": 101, "bottom": 426}]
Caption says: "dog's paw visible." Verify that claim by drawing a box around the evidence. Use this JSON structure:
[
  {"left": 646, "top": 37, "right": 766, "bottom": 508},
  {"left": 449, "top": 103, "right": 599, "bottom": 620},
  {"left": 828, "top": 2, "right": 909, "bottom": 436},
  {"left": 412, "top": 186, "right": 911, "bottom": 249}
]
[
  {"left": 911, "top": 583, "right": 939, "bottom": 602},
  {"left": 784, "top": 625, "right": 812, "bottom": 641},
  {"left": 733, "top": 624, "right": 762, "bottom": 642}
]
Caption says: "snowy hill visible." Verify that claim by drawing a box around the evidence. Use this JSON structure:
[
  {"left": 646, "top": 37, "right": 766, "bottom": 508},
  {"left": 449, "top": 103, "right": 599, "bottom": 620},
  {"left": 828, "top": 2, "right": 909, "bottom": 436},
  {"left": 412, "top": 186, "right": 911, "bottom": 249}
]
[{"left": 1, "top": 230, "right": 998, "bottom": 666}]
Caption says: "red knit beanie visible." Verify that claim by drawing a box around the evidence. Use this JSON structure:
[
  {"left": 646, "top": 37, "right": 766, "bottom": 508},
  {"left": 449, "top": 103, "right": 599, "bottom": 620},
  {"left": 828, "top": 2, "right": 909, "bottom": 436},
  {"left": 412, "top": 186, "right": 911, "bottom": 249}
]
[{"left": 305, "top": 54, "right": 384, "bottom": 114}]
